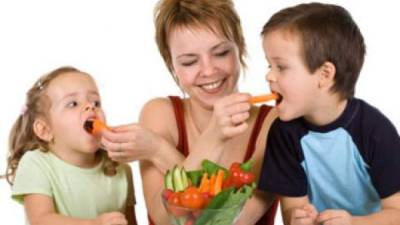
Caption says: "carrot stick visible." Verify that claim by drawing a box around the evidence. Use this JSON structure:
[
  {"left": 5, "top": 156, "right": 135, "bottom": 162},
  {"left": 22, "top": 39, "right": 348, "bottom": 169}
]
[
  {"left": 250, "top": 93, "right": 279, "bottom": 104},
  {"left": 213, "top": 169, "right": 225, "bottom": 195},
  {"left": 198, "top": 173, "right": 210, "bottom": 193},
  {"left": 84, "top": 119, "right": 109, "bottom": 135}
]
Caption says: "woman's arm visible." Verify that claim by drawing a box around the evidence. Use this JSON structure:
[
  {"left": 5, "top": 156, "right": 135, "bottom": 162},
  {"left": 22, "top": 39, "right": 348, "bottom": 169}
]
[
  {"left": 235, "top": 190, "right": 275, "bottom": 225},
  {"left": 24, "top": 194, "right": 127, "bottom": 225}
]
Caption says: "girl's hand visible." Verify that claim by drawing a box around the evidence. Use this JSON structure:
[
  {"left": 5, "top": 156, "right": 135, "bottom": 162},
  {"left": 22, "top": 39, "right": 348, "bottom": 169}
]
[
  {"left": 290, "top": 203, "right": 318, "bottom": 225},
  {"left": 207, "top": 93, "right": 251, "bottom": 141},
  {"left": 317, "top": 209, "right": 352, "bottom": 225},
  {"left": 94, "top": 212, "right": 127, "bottom": 225},
  {"left": 100, "top": 123, "right": 162, "bottom": 163}
]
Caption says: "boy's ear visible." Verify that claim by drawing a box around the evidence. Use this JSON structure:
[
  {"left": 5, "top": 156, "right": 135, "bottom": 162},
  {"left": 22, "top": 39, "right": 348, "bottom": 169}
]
[
  {"left": 318, "top": 61, "right": 336, "bottom": 89},
  {"left": 33, "top": 118, "right": 53, "bottom": 142}
]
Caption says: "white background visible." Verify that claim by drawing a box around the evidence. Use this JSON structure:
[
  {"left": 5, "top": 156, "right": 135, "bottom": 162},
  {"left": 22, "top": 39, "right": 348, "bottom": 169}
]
[{"left": 1, "top": 1, "right": 399, "bottom": 224}]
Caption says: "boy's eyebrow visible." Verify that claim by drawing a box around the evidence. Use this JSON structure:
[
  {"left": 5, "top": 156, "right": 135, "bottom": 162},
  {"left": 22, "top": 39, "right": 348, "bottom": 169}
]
[{"left": 176, "top": 41, "right": 230, "bottom": 59}]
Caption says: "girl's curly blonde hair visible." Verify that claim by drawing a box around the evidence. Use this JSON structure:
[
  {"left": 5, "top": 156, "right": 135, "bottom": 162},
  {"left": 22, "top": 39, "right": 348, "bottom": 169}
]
[{"left": 3, "top": 66, "right": 118, "bottom": 185}]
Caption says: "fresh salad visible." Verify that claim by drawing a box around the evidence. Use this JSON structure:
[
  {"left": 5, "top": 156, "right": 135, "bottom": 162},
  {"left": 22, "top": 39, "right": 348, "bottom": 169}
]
[{"left": 162, "top": 159, "right": 256, "bottom": 225}]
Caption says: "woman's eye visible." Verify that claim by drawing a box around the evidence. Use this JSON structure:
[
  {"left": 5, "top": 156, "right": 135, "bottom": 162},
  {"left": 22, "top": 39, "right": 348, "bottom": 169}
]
[
  {"left": 215, "top": 50, "right": 230, "bottom": 57},
  {"left": 181, "top": 60, "right": 196, "bottom": 67},
  {"left": 66, "top": 101, "right": 78, "bottom": 108}
]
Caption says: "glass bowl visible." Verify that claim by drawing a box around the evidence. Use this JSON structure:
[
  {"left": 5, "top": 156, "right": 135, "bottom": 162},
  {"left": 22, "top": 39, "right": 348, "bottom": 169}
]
[{"left": 162, "top": 198, "right": 245, "bottom": 225}]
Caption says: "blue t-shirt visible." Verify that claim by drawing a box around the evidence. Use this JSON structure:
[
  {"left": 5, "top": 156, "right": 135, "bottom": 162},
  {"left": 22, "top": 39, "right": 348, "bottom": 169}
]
[{"left": 258, "top": 98, "right": 400, "bottom": 215}]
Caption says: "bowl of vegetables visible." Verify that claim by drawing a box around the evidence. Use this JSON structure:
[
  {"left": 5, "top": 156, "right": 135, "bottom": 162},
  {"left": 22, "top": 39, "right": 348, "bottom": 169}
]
[{"left": 161, "top": 160, "right": 256, "bottom": 225}]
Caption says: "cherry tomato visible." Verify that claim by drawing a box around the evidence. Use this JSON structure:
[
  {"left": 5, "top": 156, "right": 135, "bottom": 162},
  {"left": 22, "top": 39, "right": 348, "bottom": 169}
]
[
  {"left": 241, "top": 172, "right": 255, "bottom": 184},
  {"left": 167, "top": 192, "right": 188, "bottom": 217},
  {"left": 179, "top": 187, "right": 205, "bottom": 209},
  {"left": 162, "top": 189, "right": 174, "bottom": 200}
]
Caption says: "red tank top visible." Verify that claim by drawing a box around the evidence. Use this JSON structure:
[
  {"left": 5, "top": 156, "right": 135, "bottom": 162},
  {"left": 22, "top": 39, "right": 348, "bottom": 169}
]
[{"left": 148, "top": 96, "right": 278, "bottom": 225}]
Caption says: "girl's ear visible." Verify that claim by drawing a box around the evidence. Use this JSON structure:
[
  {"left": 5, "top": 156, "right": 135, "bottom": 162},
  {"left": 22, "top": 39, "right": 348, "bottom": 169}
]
[
  {"left": 33, "top": 118, "right": 53, "bottom": 142},
  {"left": 317, "top": 61, "right": 336, "bottom": 89}
]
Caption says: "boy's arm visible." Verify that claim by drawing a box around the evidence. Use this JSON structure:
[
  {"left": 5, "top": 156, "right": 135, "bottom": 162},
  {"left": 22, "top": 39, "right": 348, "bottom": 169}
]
[
  {"left": 281, "top": 195, "right": 316, "bottom": 225},
  {"left": 24, "top": 194, "right": 127, "bottom": 225},
  {"left": 317, "top": 192, "right": 400, "bottom": 225}
]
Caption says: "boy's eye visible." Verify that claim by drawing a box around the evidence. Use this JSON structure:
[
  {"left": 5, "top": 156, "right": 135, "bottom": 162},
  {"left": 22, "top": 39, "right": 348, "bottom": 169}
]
[
  {"left": 66, "top": 101, "right": 78, "bottom": 108},
  {"left": 277, "top": 65, "right": 287, "bottom": 71}
]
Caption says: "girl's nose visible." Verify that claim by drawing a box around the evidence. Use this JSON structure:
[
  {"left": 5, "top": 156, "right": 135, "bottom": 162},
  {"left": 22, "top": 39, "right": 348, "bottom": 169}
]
[{"left": 84, "top": 103, "right": 95, "bottom": 111}]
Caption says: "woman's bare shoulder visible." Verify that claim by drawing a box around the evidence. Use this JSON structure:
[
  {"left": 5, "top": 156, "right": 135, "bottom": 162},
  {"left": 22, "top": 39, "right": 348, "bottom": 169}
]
[{"left": 140, "top": 97, "right": 178, "bottom": 143}]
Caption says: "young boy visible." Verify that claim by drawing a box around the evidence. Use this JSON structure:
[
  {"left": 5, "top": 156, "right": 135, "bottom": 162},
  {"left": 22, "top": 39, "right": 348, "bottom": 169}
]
[{"left": 258, "top": 3, "right": 400, "bottom": 225}]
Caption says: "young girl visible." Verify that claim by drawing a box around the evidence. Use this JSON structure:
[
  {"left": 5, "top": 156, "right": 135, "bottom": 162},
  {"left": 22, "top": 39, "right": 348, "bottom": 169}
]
[{"left": 4, "top": 66, "right": 137, "bottom": 225}]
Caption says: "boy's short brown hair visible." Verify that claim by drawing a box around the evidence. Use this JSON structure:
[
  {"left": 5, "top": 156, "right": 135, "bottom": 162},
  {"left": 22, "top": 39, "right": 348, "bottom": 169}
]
[
  {"left": 261, "top": 3, "right": 365, "bottom": 100},
  {"left": 154, "top": 0, "right": 246, "bottom": 83}
]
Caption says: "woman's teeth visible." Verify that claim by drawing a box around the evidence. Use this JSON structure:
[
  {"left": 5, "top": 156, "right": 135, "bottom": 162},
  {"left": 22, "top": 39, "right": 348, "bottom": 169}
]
[{"left": 201, "top": 80, "right": 223, "bottom": 90}]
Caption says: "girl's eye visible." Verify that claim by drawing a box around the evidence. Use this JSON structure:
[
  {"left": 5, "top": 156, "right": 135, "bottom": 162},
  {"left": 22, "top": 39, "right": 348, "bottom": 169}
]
[
  {"left": 94, "top": 101, "right": 101, "bottom": 108},
  {"left": 215, "top": 50, "right": 230, "bottom": 57},
  {"left": 66, "top": 101, "right": 78, "bottom": 108}
]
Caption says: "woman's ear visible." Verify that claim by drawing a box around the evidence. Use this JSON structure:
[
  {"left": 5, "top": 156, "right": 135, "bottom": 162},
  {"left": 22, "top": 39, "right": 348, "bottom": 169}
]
[
  {"left": 317, "top": 61, "right": 336, "bottom": 89},
  {"left": 33, "top": 118, "right": 53, "bottom": 142}
]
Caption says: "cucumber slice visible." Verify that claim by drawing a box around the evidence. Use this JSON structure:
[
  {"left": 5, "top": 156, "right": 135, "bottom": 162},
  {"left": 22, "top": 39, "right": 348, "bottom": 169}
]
[
  {"left": 164, "top": 169, "right": 174, "bottom": 190},
  {"left": 173, "top": 166, "right": 184, "bottom": 192}
]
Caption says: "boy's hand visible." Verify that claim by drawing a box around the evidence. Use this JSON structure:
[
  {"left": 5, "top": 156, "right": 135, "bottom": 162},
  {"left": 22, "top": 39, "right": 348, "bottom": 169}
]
[
  {"left": 317, "top": 209, "right": 351, "bottom": 225},
  {"left": 95, "top": 212, "right": 127, "bottom": 225},
  {"left": 290, "top": 203, "right": 318, "bottom": 225}
]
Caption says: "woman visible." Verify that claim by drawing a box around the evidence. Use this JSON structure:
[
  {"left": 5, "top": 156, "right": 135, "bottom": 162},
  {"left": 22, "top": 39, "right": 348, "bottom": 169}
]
[{"left": 101, "top": 0, "right": 278, "bottom": 224}]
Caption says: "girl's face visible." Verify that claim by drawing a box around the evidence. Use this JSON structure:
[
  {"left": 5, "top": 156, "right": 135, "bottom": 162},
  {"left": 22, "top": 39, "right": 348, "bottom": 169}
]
[
  {"left": 263, "top": 29, "right": 322, "bottom": 121},
  {"left": 45, "top": 72, "right": 105, "bottom": 157},
  {"left": 169, "top": 25, "right": 241, "bottom": 109}
]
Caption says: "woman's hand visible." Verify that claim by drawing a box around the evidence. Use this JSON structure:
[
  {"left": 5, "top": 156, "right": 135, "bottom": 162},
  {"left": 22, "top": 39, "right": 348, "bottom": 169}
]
[
  {"left": 207, "top": 93, "right": 251, "bottom": 141},
  {"left": 100, "top": 123, "right": 162, "bottom": 163}
]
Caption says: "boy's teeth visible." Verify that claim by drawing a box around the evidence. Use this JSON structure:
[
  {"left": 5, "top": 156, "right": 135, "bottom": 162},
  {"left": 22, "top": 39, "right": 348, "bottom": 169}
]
[{"left": 202, "top": 80, "right": 223, "bottom": 90}]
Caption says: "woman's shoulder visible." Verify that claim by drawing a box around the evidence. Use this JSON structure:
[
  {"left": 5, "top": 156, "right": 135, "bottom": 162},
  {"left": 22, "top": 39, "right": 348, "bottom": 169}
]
[
  {"left": 141, "top": 97, "right": 175, "bottom": 116},
  {"left": 140, "top": 97, "right": 179, "bottom": 143}
]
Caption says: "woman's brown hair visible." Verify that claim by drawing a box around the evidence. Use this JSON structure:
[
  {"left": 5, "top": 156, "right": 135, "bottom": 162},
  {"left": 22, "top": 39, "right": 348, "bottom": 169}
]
[{"left": 154, "top": 0, "right": 246, "bottom": 84}]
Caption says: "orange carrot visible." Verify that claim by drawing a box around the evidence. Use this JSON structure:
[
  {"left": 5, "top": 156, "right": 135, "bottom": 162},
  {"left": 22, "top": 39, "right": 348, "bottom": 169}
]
[
  {"left": 84, "top": 119, "right": 109, "bottom": 135},
  {"left": 92, "top": 119, "right": 108, "bottom": 135},
  {"left": 250, "top": 93, "right": 279, "bottom": 104},
  {"left": 208, "top": 174, "right": 217, "bottom": 196},
  {"left": 213, "top": 169, "right": 225, "bottom": 195},
  {"left": 198, "top": 173, "right": 210, "bottom": 193}
]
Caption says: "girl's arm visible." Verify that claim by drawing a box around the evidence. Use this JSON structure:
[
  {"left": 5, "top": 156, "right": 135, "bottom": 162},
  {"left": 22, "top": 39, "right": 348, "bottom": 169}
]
[{"left": 24, "top": 194, "right": 127, "bottom": 225}]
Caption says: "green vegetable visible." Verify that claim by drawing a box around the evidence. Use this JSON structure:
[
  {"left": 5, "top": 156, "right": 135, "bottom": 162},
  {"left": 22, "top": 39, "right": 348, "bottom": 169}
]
[
  {"left": 164, "top": 169, "right": 174, "bottom": 190},
  {"left": 194, "top": 185, "right": 254, "bottom": 225},
  {"left": 187, "top": 169, "right": 204, "bottom": 187},
  {"left": 201, "top": 160, "right": 228, "bottom": 177}
]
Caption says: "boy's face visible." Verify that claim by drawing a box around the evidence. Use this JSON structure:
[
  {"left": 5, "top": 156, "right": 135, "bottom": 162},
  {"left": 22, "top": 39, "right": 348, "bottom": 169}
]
[
  {"left": 44, "top": 72, "right": 105, "bottom": 159},
  {"left": 263, "top": 29, "right": 322, "bottom": 121}
]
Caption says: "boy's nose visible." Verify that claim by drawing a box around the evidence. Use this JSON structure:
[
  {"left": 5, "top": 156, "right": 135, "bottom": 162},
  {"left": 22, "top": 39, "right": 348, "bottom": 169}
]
[{"left": 266, "top": 70, "right": 276, "bottom": 82}]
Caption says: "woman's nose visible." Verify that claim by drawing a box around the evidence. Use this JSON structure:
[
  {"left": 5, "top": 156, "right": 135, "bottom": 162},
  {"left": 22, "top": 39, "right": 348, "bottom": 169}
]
[{"left": 200, "top": 58, "right": 216, "bottom": 77}]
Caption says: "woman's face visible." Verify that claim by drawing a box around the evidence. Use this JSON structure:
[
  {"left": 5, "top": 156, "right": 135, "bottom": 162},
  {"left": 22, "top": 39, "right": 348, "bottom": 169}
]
[{"left": 169, "top": 25, "right": 241, "bottom": 109}]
